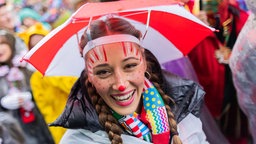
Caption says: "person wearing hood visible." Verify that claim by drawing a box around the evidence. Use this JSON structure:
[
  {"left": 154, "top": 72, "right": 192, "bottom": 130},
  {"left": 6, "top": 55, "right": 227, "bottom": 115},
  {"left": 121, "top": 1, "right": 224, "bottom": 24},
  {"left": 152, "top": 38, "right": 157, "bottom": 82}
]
[
  {"left": 0, "top": 29, "right": 54, "bottom": 144},
  {"left": 18, "top": 22, "right": 78, "bottom": 144},
  {"left": 18, "top": 7, "right": 51, "bottom": 32}
]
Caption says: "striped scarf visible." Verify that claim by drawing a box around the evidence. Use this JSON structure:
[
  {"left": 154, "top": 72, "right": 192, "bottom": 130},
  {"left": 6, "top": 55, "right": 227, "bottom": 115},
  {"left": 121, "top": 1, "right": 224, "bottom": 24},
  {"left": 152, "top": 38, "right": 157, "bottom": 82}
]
[{"left": 112, "top": 78, "right": 170, "bottom": 144}]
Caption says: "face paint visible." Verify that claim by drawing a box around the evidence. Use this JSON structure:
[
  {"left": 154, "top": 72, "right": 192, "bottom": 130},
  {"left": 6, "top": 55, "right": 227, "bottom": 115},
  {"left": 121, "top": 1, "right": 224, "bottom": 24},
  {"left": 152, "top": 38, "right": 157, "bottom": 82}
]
[
  {"left": 118, "top": 85, "right": 126, "bottom": 91},
  {"left": 85, "top": 42, "right": 147, "bottom": 115},
  {"left": 86, "top": 45, "right": 107, "bottom": 75}
]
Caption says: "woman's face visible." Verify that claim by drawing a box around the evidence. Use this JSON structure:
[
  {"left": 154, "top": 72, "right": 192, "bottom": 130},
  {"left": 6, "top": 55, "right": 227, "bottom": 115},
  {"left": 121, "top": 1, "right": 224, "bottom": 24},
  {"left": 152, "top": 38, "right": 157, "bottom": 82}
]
[
  {"left": 29, "top": 34, "right": 45, "bottom": 50},
  {"left": 86, "top": 42, "right": 147, "bottom": 115},
  {"left": 0, "top": 43, "right": 12, "bottom": 63}
]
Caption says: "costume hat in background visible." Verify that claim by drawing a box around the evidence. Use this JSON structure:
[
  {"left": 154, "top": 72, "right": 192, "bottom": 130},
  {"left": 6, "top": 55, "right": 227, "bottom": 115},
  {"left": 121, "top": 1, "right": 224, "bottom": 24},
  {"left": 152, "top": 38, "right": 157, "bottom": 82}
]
[
  {"left": 18, "top": 22, "right": 49, "bottom": 48},
  {"left": 18, "top": 7, "right": 41, "bottom": 22}
]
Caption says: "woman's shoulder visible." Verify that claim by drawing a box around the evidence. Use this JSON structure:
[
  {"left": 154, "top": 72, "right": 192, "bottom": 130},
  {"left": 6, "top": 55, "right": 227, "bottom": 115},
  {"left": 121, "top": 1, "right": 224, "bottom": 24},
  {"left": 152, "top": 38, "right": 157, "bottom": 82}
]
[
  {"left": 177, "top": 113, "right": 209, "bottom": 144},
  {"left": 60, "top": 129, "right": 152, "bottom": 144},
  {"left": 50, "top": 73, "right": 102, "bottom": 130},
  {"left": 162, "top": 70, "right": 205, "bottom": 123},
  {"left": 60, "top": 129, "right": 110, "bottom": 144},
  {"left": 52, "top": 70, "right": 205, "bottom": 128}
]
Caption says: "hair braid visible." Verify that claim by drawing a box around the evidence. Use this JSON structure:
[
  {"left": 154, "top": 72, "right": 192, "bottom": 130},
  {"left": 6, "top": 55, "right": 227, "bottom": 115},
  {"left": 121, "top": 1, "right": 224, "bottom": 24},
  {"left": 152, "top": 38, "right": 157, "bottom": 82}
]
[
  {"left": 145, "top": 49, "right": 182, "bottom": 144},
  {"left": 85, "top": 78, "right": 123, "bottom": 144},
  {"left": 150, "top": 73, "right": 182, "bottom": 144}
]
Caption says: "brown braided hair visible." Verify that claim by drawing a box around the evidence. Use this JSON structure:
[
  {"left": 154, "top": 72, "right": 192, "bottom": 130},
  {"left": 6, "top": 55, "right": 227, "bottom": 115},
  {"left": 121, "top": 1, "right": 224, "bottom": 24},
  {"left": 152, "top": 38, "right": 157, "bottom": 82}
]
[
  {"left": 145, "top": 49, "right": 182, "bottom": 144},
  {"left": 80, "top": 17, "right": 182, "bottom": 144}
]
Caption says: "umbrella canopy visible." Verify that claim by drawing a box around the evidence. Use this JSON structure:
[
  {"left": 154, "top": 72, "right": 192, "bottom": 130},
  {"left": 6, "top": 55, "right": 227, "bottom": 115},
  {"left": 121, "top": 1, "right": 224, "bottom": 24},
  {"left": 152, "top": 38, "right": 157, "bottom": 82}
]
[{"left": 22, "top": 0, "right": 215, "bottom": 76}]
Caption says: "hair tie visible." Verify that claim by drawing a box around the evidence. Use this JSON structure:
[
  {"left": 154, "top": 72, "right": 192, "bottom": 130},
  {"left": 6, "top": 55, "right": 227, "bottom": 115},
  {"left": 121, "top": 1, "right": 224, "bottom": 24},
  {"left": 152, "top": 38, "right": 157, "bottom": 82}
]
[{"left": 170, "top": 131, "right": 179, "bottom": 139}]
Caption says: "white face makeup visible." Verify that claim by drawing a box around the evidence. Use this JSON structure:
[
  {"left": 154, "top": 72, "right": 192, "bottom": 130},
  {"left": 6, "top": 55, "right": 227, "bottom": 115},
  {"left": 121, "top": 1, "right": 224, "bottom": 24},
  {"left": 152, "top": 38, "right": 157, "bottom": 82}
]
[{"left": 86, "top": 42, "right": 147, "bottom": 115}]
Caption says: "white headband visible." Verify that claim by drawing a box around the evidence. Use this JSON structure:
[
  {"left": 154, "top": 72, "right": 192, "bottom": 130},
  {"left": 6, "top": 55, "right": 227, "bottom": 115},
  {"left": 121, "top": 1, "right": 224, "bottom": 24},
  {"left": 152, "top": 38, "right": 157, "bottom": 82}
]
[{"left": 82, "top": 34, "right": 141, "bottom": 57}]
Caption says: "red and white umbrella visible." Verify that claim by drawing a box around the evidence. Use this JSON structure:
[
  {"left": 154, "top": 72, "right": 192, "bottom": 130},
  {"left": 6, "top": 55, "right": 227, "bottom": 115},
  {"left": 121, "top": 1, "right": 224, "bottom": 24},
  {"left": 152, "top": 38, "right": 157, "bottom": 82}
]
[{"left": 22, "top": 0, "right": 215, "bottom": 76}]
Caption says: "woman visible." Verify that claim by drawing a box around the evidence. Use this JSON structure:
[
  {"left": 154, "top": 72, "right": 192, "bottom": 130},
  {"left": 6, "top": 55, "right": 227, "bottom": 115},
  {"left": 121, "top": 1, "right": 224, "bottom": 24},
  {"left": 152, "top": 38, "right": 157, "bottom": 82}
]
[
  {"left": 52, "top": 17, "right": 208, "bottom": 144},
  {"left": 0, "top": 29, "right": 54, "bottom": 144}
]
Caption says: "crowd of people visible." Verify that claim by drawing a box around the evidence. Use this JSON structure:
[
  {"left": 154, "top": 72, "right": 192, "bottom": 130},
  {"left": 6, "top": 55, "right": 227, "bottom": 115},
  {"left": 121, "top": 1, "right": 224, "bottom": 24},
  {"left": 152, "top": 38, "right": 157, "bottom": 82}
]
[{"left": 0, "top": 0, "right": 255, "bottom": 144}]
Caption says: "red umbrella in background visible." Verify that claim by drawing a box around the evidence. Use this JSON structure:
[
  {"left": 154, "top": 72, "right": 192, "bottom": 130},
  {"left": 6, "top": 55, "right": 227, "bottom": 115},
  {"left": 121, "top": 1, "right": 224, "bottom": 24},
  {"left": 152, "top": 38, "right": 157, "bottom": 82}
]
[{"left": 22, "top": 0, "right": 215, "bottom": 76}]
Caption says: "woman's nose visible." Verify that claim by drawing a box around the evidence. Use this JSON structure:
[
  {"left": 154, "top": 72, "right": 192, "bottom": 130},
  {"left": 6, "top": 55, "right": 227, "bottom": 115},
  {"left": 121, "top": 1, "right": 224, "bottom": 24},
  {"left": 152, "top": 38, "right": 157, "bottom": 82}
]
[{"left": 112, "top": 70, "right": 127, "bottom": 92}]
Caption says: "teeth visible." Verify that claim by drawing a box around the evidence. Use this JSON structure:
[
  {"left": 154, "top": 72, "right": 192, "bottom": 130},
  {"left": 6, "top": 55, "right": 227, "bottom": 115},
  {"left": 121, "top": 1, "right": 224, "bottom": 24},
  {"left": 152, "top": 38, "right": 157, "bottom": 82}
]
[{"left": 113, "top": 92, "right": 133, "bottom": 101}]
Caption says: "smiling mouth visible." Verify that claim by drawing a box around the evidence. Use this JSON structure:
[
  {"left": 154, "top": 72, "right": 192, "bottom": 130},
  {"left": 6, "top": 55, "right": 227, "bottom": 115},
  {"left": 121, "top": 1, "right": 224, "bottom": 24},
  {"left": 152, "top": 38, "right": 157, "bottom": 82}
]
[{"left": 111, "top": 90, "right": 135, "bottom": 101}]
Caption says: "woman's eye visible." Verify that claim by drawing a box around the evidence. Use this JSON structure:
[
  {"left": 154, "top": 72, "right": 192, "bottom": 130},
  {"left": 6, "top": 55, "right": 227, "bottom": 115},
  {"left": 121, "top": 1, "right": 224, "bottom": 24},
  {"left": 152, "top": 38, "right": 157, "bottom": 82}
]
[
  {"left": 95, "top": 70, "right": 111, "bottom": 78},
  {"left": 125, "top": 63, "right": 138, "bottom": 70}
]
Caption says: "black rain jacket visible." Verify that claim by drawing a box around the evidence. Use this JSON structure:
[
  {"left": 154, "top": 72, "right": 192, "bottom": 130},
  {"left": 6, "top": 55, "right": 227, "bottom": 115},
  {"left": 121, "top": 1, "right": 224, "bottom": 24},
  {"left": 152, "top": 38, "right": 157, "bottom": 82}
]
[{"left": 50, "top": 70, "right": 205, "bottom": 133}]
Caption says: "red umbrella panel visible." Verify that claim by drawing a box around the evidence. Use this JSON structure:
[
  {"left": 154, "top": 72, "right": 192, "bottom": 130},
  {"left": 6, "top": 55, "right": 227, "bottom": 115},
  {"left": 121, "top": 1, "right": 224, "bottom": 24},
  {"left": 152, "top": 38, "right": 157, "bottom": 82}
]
[{"left": 22, "top": 2, "right": 215, "bottom": 76}]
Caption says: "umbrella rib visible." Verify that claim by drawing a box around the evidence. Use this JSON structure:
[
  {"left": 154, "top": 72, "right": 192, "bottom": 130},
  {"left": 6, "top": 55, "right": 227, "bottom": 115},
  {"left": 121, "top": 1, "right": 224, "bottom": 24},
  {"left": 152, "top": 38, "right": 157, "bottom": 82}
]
[
  {"left": 72, "top": 11, "right": 149, "bottom": 23},
  {"left": 142, "top": 9, "right": 151, "bottom": 40}
]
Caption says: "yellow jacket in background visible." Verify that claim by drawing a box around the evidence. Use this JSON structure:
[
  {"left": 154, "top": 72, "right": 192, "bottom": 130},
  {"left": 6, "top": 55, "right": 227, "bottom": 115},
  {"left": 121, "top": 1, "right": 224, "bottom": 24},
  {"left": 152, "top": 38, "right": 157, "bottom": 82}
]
[{"left": 30, "top": 71, "right": 78, "bottom": 144}]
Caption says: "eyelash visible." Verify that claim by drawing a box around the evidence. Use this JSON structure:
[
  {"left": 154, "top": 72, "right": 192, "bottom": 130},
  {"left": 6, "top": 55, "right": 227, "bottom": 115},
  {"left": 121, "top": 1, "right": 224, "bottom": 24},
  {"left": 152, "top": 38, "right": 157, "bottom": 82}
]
[
  {"left": 125, "top": 63, "right": 138, "bottom": 69},
  {"left": 95, "top": 70, "right": 110, "bottom": 76},
  {"left": 95, "top": 63, "right": 139, "bottom": 78}
]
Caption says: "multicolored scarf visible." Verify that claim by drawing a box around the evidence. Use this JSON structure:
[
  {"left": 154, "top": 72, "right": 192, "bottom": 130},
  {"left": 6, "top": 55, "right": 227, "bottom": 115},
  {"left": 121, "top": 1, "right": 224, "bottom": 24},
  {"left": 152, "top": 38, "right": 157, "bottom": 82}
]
[{"left": 112, "top": 78, "right": 170, "bottom": 144}]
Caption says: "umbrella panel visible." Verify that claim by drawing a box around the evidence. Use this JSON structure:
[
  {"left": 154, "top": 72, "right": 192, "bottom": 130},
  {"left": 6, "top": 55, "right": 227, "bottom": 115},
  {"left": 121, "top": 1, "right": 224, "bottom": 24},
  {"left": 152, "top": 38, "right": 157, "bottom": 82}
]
[{"left": 23, "top": 5, "right": 214, "bottom": 76}]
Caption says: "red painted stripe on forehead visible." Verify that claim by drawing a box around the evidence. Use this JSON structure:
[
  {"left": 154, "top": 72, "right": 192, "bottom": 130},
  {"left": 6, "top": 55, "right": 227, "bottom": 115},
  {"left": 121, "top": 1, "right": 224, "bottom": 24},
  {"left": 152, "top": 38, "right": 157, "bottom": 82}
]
[
  {"left": 136, "top": 47, "right": 139, "bottom": 56},
  {"left": 102, "top": 45, "right": 107, "bottom": 62},
  {"left": 122, "top": 42, "right": 127, "bottom": 57},
  {"left": 87, "top": 63, "right": 92, "bottom": 69},
  {"left": 130, "top": 42, "right": 133, "bottom": 52},
  {"left": 93, "top": 49, "right": 99, "bottom": 60},
  {"left": 89, "top": 57, "right": 94, "bottom": 63}
]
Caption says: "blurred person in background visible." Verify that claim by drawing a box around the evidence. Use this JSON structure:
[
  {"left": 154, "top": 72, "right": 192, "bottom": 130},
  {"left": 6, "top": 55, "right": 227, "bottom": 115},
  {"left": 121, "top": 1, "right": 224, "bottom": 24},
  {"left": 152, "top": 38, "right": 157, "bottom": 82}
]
[
  {"left": 18, "top": 7, "right": 52, "bottom": 32},
  {"left": 0, "top": 29, "right": 54, "bottom": 144},
  {"left": 175, "top": 0, "right": 230, "bottom": 143},
  {"left": 18, "top": 22, "right": 78, "bottom": 144},
  {"left": 40, "top": 0, "right": 95, "bottom": 29},
  {"left": 0, "top": 0, "right": 34, "bottom": 58},
  {"left": 0, "top": 0, "right": 17, "bottom": 32},
  {"left": 188, "top": 0, "right": 249, "bottom": 143},
  {"left": 0, "top": 112, "right": 25, "bottom": 144},
  {"left": 202, "top": 0, "right": 249, "bottom": 142},
  {"left": 229, "top": 0, "right": 256, "bottom": 143}
]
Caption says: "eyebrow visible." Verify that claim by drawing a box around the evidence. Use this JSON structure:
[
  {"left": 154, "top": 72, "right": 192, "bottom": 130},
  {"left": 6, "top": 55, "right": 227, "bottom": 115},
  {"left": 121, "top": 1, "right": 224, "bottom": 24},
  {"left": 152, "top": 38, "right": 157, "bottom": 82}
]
[
  {"left": 92, "top": 57, "right": 140, "bottom": 70},
  {"left": 93, "top": 63, "right": 109, "bottom": 70},
  {"left": 123, "top": 57, "right": 140, "bottom": 62}
]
